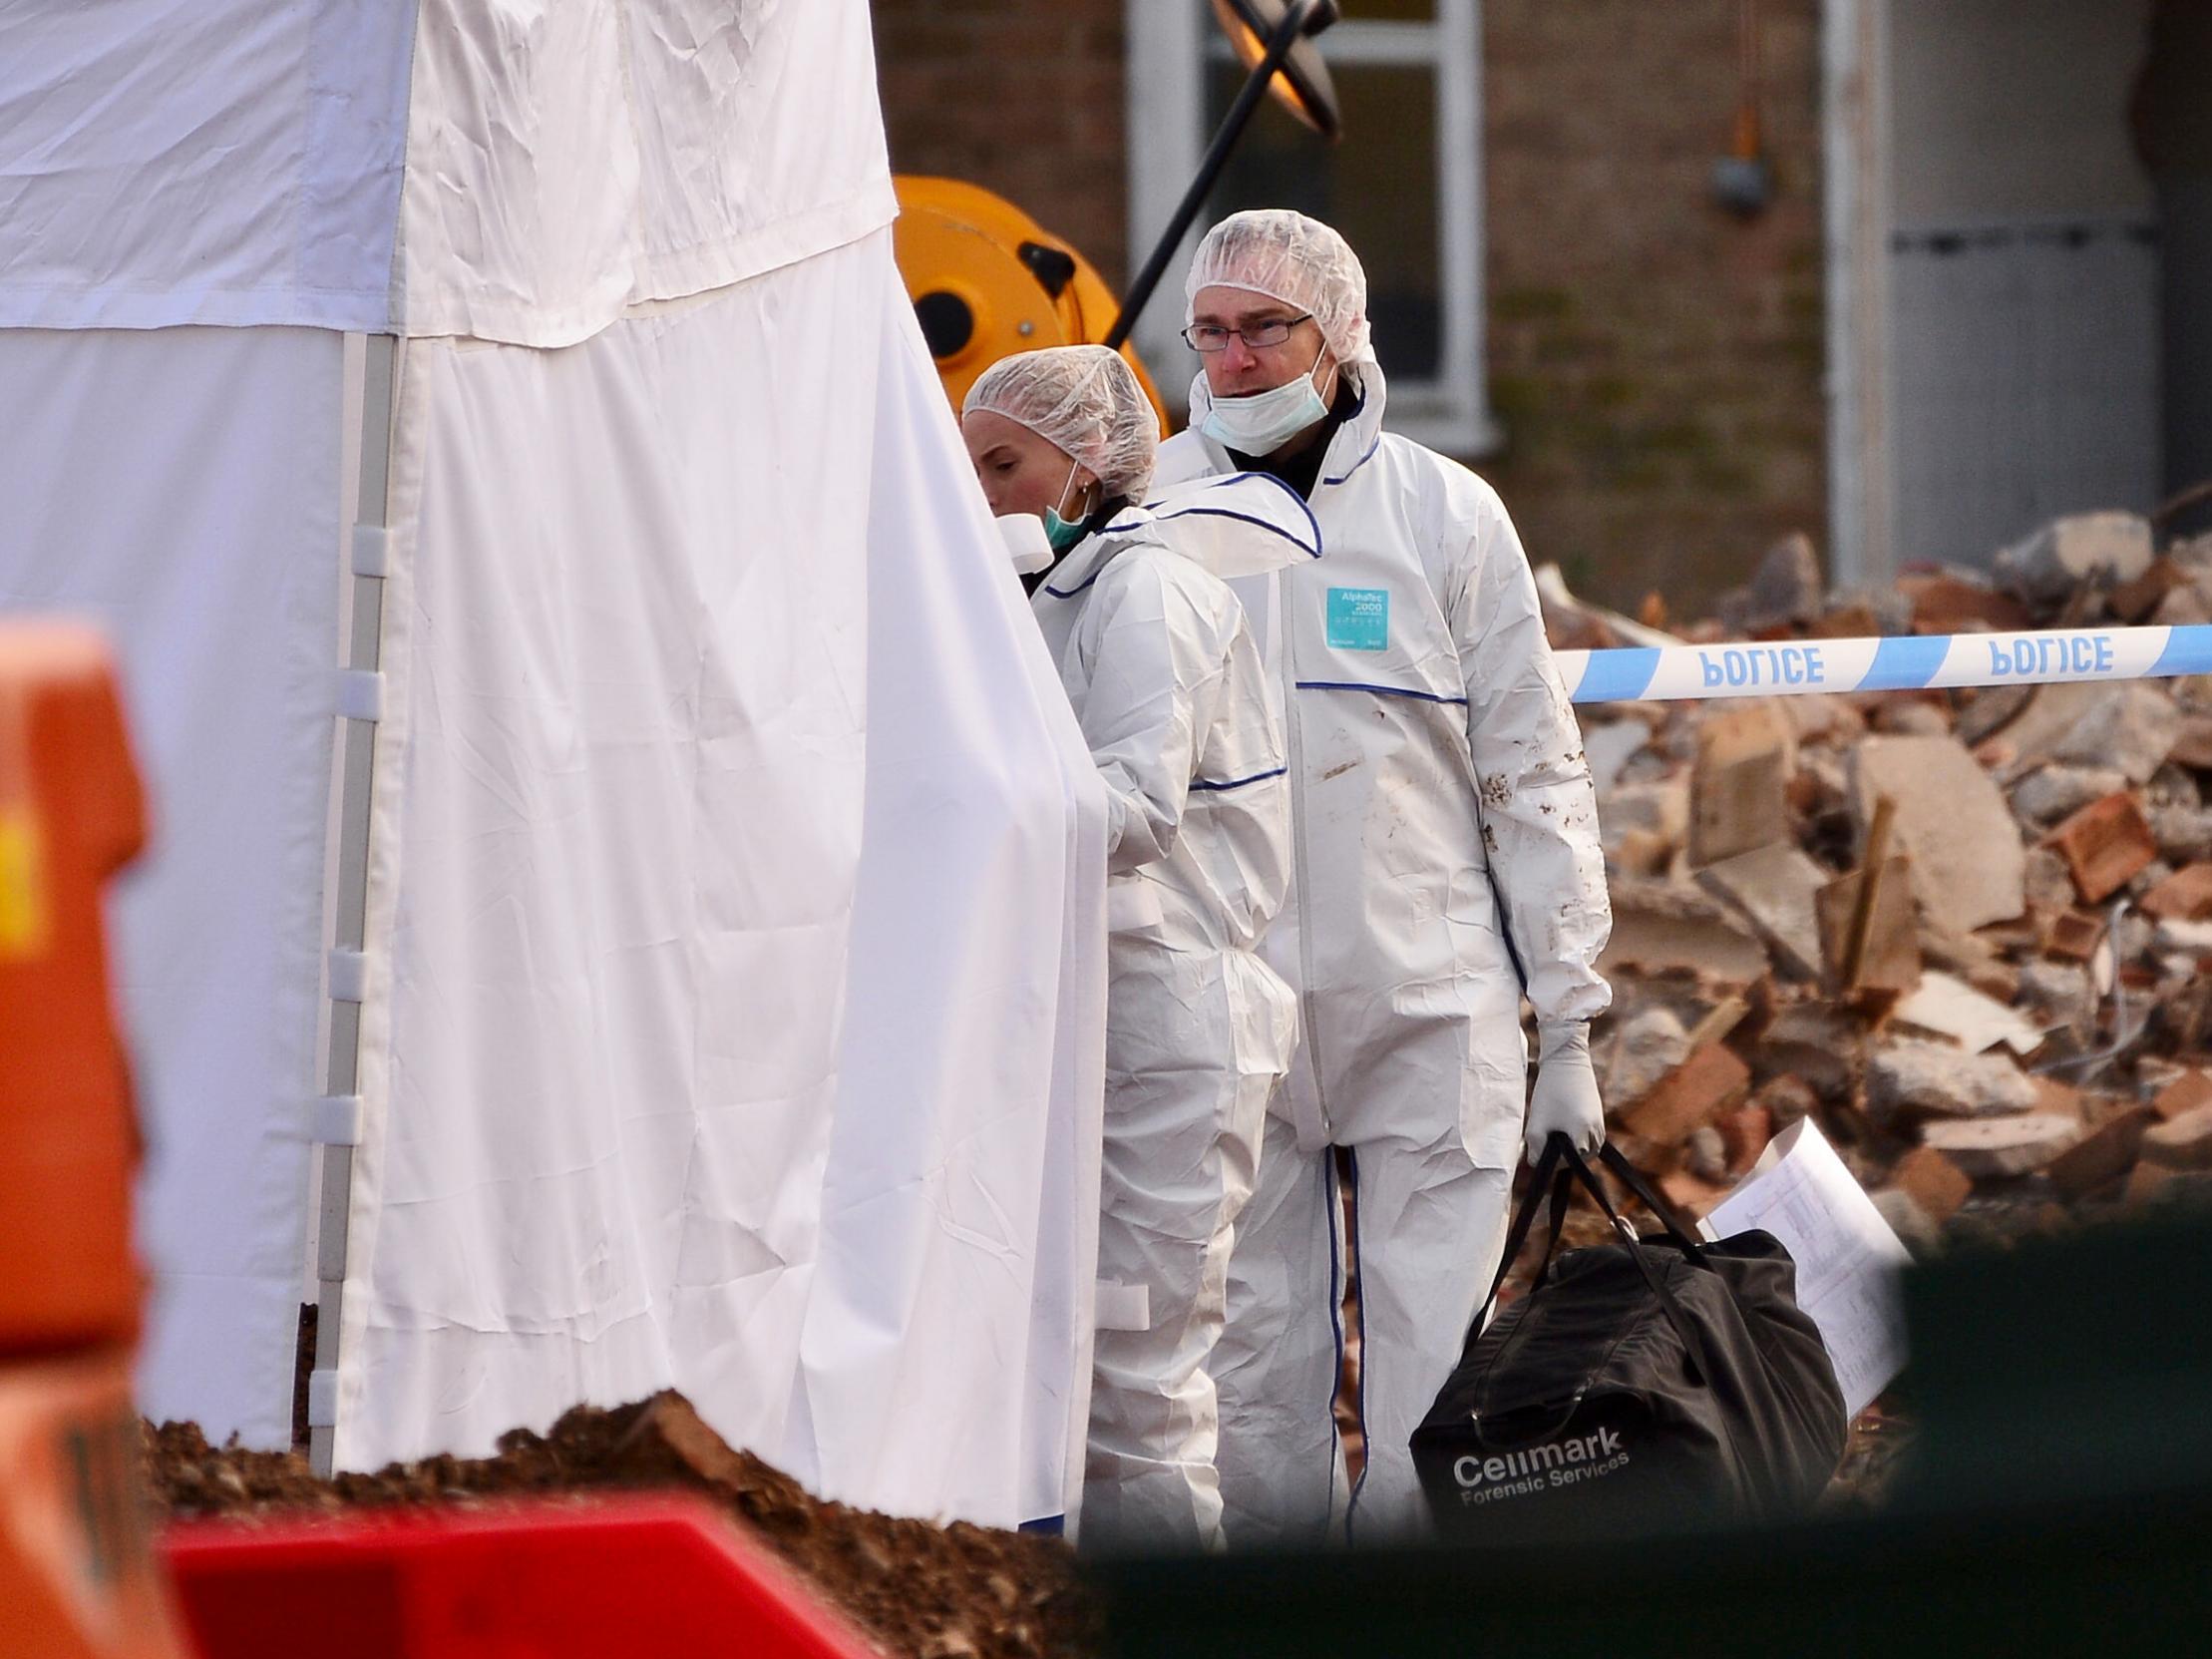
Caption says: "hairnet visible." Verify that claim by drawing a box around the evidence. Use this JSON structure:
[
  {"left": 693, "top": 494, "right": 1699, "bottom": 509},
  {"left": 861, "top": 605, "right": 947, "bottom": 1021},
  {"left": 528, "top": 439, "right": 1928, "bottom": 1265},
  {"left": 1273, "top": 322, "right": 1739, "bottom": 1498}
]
[
  {"left": 962, "top": 345, "right": 1160, "bottom": 502},
  {"left": 1185, "top": 208, "right": 1372, "bottom": 365}
]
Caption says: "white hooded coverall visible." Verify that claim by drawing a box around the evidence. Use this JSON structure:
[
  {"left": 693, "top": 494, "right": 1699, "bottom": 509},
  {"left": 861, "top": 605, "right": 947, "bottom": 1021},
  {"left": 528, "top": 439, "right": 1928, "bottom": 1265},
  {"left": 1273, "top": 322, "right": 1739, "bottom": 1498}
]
[
  {"left": 1151, "top": 361, "right": 1614, "bottom": 1544},
  {"left": 1030, "top": 474, "right": 1317, "bottom": 1550}
]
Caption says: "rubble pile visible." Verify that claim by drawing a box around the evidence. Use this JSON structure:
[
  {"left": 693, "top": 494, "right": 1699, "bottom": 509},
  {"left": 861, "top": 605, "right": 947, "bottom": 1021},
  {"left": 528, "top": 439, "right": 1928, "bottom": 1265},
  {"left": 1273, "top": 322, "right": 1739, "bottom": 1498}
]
[
  {"left": 146, "top": 1393, "right": 1098, "bottom": 1659},
  {"left": 1550, "top": 513, "right": 2212, "bottom": 1252}
]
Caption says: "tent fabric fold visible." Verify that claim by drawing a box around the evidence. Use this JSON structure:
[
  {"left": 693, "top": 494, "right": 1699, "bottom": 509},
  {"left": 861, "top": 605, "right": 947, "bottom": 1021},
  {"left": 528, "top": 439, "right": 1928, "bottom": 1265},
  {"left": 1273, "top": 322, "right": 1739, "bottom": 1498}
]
[{"left": 0, "top": 0, "right": 1105, "bottom": 1528}]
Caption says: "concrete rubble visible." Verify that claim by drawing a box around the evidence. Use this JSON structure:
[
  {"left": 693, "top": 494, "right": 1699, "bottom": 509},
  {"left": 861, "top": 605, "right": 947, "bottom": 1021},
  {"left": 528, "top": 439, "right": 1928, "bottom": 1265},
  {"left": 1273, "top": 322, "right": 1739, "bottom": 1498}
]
[{"left": 1554, "top": 512, "right": 2212, "bottom": 1254}]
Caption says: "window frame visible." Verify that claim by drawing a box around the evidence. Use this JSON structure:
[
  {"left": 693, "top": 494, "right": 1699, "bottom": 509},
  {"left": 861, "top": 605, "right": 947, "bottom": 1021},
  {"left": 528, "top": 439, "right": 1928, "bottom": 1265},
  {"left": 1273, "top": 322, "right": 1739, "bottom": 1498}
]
[{"left": 1123, "top": 0, "right": 1501, "bottom": 457}]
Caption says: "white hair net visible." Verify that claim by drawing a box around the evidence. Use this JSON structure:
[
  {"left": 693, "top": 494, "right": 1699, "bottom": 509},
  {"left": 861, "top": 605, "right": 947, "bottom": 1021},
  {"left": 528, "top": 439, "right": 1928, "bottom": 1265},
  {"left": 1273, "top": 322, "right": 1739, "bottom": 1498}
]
[
  {"left": 962, "top": 345, "right": 1160, "bottom": 502},
  {"left": 1185, "top": 208, "right": 1372, "bottom": 365}
]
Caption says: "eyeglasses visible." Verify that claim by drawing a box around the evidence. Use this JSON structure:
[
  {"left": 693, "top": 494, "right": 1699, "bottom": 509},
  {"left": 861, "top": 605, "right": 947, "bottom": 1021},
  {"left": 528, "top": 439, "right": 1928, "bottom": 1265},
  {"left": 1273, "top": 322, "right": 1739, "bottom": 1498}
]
[{"left": 1180, "top": 314, "right": 1313, "bottom": 353}]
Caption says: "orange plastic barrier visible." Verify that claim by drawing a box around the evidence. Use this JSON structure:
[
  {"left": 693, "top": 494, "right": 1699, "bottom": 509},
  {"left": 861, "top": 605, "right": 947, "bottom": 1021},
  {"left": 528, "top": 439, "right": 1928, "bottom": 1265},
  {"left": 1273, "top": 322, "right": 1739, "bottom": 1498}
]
[
  {"left": 163, "top": 1498, "right": 880, "bottom": 1659},
  {"left": 0, "top": 622, "right": 185, "bottom": 1659},
  {"left": 0, "top": 622, "right": 148, "bottom": 1353},
  {"left": 0, "top": 1351, "right": 185, "bottom": 1659}
]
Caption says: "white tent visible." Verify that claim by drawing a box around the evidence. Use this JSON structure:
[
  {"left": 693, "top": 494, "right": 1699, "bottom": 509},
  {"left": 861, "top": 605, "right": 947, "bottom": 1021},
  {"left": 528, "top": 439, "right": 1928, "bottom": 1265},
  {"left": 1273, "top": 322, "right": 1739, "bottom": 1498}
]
[{"left": 0, "top": 1, "right": 1106, "bottom": 1529}]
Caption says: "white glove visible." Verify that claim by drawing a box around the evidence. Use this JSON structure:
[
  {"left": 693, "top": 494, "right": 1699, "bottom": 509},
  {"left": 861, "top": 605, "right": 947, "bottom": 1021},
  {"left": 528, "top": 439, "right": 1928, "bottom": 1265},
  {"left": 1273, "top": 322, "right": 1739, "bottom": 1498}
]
[{"left": 1524, "top": 1021, "right": 1607, "bottom": 1165}]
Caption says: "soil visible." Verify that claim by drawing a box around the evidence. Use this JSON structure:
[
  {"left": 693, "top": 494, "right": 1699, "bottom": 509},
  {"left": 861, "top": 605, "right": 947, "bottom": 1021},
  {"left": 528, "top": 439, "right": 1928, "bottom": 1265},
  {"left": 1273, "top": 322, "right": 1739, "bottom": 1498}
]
[{"left": 144, "top": 1392, "right": 1101, "bottom": 1659}]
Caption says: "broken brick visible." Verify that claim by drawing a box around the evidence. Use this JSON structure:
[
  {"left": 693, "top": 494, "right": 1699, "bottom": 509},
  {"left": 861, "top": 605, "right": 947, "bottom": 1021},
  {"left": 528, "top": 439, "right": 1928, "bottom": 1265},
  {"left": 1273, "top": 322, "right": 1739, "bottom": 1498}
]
[
  {"left": 1621, "top": 1042, "right": 1752, "bottom": 1146},
  {"left": 2140, "top": 1104, "right": 2212, "bottom": 1171},
  {"left": 2141, "top": 861, "right": 2212, "bottom": 923},
  {"left": 1890, "top": 1145, "right": 1973, "bottom": 1224},
  {"left": 2152, "top": 1069, "right": 2212, "bottom": 1122},
  {"left": 1688, "top": 705, "right": 1791, "bottom": 868},
  {"left": 1716, "top": 1104, "right": 1773, "bottom": 1176},
  {"left": 2104, "top": 558, "right": 2191, "bottom": 624},
  {"left": 2042, "top": 909, "right": 2107, "bottom": 963},
  {"left": 2045, "top": 792, "right": 2159, "bottom": 905},
  {"left": 2170, "top": 714, "right": 2212, "bottom": 773},
  {"left": 1896, "top": 572, "right": 2031, "bottom": 634},
  {"left": 2127, "top": 1161, "right": 2177, "bottom": 1205},
  {"left": 2043, "top": 1107, "right": 2155, "bottom": 1201},
  {"left": 1657, "top": 1167, "right": 1729, "bottom": 1220}
]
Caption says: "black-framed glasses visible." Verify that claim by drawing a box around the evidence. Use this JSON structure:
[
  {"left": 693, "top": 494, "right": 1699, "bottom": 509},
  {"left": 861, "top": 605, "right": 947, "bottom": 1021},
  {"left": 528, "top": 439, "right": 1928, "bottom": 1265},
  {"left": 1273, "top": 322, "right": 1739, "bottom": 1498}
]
[{"left": 1180, "top": 314, "right": 1313, "bottom": 353}]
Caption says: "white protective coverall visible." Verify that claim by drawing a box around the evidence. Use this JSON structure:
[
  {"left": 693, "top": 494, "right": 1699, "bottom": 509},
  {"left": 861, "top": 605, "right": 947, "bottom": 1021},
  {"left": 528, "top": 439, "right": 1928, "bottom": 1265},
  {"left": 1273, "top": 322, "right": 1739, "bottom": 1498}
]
[
  {"left": 1152, "top": 359, "right": 1614, "bottom": 1544},
  {"left": 1030, "top": 472, "right": 1319, "bottom": 1550}
]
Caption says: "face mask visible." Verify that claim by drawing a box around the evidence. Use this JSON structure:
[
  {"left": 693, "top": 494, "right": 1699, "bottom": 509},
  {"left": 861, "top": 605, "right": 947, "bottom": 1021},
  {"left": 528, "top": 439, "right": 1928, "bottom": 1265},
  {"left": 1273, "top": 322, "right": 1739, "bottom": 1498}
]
[
  {"left": 996, "top": 513, "right": 1055, "bottom": 575},
  {"left": 1201, "top": 343, "right": 1335, "bottom": 455},
  {"left": 1042, "top": 461, "right": 1090, "bottom": 553}
]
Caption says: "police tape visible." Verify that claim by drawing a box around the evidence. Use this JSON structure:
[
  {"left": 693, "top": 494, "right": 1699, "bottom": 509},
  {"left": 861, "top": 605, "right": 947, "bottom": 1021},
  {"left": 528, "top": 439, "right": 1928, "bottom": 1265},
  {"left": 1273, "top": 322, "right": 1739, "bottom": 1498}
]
[{"left": 1559, "top": 623, "right": 2212, "bottom": 704}]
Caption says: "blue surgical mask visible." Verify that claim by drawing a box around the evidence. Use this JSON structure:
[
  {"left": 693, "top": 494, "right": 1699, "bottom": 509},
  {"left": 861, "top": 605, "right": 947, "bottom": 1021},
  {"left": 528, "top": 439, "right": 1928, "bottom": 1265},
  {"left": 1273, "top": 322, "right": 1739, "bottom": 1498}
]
[
  {"left": 1201, "top": 344, "right": 1335, "bottom": 454},
  {"left": 1042, "top": 461, "right": 1089, "bottom": 552}
]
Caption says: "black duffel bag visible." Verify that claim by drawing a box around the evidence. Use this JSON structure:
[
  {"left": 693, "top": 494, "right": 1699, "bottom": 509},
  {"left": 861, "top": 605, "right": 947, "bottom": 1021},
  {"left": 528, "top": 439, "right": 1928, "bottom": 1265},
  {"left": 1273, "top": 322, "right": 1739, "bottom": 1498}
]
[{"left": 1412, "top": 1135, "right": 1848, "bottom": 1544}]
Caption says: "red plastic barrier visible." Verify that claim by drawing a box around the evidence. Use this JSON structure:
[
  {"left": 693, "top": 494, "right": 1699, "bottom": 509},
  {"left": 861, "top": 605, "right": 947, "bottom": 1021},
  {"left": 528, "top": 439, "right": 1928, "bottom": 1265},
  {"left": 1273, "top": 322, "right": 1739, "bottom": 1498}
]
[{"left": 161, "top": 1497, "right": 877, "bottom": 1659}]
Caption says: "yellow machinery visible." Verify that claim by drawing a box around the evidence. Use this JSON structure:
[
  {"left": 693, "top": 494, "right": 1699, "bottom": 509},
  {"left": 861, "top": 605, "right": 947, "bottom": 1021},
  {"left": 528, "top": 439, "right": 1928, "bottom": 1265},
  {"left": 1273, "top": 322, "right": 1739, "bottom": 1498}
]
[{"left": 891, "top": 177, "right": 1169, "bottom": 429}]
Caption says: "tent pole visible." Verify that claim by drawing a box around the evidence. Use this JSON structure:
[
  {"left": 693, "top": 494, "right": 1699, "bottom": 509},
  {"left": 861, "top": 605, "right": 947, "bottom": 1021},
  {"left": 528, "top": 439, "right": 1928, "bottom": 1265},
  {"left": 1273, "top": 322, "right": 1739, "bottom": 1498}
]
[{"left": 306, "top": 331, "right": 397, "bottom": 1478}]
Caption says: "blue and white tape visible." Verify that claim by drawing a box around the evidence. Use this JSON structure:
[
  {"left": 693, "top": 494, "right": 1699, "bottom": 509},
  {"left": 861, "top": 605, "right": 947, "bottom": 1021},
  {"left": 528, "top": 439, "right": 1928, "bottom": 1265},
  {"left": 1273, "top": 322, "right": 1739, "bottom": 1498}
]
[{"left": 1561, "top": 624, "right": 2212, "bottom": 704}]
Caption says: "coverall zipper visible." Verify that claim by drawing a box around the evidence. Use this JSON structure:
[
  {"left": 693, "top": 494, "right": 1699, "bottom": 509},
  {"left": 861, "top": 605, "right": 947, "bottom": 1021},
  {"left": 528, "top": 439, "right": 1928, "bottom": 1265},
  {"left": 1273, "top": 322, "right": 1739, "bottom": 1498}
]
[{"left": 1278, "top": 567, "right": 1333, "bottom": 1141}]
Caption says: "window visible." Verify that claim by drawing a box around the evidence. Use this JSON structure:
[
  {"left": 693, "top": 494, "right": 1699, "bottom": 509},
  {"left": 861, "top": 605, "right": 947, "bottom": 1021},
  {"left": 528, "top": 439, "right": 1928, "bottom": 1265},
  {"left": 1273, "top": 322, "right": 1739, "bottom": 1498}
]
[{"left": 1124, "top": 0, "right": 1499, "bottom": 456}]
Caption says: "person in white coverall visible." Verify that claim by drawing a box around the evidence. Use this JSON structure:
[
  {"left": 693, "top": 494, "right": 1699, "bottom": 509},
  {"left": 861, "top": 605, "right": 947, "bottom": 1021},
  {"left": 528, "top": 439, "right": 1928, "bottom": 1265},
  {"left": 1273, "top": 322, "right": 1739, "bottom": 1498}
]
[
  {"left": 1150, "top": 210, "right": 1615, "bottom": 1545},
  {"left": 960, "top": 345, "right": 1316, "bottom": 1549}
]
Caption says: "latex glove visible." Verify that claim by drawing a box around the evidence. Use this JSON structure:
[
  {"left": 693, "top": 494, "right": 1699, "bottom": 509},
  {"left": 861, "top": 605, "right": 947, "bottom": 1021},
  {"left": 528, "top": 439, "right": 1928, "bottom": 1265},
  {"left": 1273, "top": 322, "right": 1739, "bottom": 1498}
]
[{"left": 1524, "top": 1021, "right": 1606, "bottom": 1165}]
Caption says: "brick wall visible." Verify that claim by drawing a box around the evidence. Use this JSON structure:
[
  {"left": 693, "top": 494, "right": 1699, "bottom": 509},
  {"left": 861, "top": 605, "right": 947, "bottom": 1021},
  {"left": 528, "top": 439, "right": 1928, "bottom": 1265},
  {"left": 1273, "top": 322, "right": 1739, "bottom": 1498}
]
[
  {"left": 873, "top": 0, "right": 1828, "bottom": 618},
  {"left": 874, "top": 0, "right": 1133, "bottom": 284},
  {"left": 1482, "top": 0, "right": 1826, "bottom": 617}
]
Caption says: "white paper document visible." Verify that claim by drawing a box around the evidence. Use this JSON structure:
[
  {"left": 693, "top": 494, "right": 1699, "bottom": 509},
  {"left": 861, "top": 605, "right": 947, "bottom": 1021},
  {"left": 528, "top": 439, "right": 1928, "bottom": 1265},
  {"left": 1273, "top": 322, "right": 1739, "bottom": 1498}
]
[{"left": 1699, "top": 1119, "right": 1912, "bottom": 1418}]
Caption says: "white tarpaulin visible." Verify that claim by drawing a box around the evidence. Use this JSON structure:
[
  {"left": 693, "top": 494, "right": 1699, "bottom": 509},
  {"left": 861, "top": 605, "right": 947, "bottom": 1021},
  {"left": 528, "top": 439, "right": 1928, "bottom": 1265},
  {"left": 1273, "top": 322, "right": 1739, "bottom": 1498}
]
[
  {"left": 0, "top": 0, "right": 1107, "bottom": 1528},
  {"left": 0, "top": 325, "right": 345, "bottom": 1444},
  {"left": 781, "top": 293, "right": 1108, "bottom": 1524}
]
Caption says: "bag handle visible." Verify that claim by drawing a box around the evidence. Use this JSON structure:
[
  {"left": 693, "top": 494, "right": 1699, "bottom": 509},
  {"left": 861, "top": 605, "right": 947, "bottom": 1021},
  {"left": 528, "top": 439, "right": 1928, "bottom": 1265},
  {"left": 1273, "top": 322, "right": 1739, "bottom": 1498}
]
[
  {"left": 1474, "top": 1132, "right": 1569, "bottom": 1334},
  {"left": 1470, "top": 1135, "right": 1721, "bottom": 1389},
  {"left": 1596, "top": 1140, "right": 1708, "bottom": 1263}
]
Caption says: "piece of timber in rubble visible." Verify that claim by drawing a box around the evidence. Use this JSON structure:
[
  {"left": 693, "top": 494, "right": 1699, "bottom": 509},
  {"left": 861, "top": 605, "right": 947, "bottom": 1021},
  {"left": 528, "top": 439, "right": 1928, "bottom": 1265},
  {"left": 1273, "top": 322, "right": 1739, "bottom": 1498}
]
[
  {"left": 1850, "top": 736, "right": 2026, "bottom": 934},
  {"left": 1815, "top": 855, "right": 1920, "bottom": 996}
]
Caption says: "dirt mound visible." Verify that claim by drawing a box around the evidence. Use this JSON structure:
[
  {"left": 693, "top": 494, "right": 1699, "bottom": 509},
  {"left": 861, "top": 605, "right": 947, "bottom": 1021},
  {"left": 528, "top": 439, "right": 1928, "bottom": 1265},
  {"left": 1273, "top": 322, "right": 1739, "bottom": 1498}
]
[{"left": 145, "top": 1392, "right": 1099, "bottom": 1659}]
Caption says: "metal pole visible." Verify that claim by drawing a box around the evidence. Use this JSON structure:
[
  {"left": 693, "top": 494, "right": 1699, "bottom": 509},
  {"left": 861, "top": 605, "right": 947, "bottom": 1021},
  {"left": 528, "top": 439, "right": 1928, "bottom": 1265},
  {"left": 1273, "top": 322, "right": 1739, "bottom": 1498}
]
[
  {"left": 305, "top": 333, "right": 397, "bottom": 1478},
  {"left": 1103, "top": 0, "right": 1318, "bottom": 350}
]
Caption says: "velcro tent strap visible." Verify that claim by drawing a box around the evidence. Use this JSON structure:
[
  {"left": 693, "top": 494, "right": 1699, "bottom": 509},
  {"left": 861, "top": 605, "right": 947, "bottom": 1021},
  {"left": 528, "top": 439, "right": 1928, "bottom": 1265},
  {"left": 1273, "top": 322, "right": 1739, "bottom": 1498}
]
[
  {"left": 333, "top": 667, "right": 383, "bottom": 722},
  {"left": 1094, "top": 1280, "right": 1151, "bottom": 1332}
]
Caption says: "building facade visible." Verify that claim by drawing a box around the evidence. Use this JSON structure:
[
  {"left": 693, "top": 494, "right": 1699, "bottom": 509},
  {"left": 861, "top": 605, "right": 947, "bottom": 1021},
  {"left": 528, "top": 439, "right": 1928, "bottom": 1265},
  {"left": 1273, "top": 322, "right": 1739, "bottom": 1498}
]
[{"left": 878, "top": 2, "right": 2191, "bottom": 617}]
